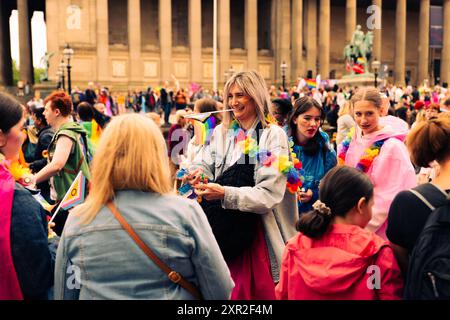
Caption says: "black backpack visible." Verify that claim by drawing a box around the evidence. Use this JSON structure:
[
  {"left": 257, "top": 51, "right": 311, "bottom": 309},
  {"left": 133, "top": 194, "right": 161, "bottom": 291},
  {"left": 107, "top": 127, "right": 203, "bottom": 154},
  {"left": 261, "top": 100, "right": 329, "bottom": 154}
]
[
  {"left": 404, "top": 190, "right": 450, "bottom": 300},
  {"left": 199, "top": 123, "right": 263, "bottom": 262}
]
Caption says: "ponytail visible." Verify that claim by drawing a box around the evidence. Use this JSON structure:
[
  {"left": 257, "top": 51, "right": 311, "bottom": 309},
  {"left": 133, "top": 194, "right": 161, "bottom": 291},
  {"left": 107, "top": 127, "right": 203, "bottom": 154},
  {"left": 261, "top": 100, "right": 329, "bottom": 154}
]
[{"left": 297, "top": 200, "right": 333, "bottom": 238}]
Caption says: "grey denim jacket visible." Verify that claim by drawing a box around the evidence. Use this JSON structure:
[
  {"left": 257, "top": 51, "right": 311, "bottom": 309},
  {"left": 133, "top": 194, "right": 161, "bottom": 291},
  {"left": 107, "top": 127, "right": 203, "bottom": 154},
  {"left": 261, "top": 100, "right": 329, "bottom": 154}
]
[{"left": 54, "top": 190, "right": 234, "bottom": 300}]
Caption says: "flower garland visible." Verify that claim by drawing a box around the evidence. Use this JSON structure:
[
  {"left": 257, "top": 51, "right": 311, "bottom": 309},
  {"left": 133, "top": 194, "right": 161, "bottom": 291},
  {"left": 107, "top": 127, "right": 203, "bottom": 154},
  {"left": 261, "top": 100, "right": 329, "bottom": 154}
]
[
  {"left": 0, "top": 154, "right": 33, "bottom": 187},
  {"left": 176, "top": 120, "right": 305, "bottom": 198},
  {"left": 230, "top": 120, "right": 305, "bottom": 194},
  {"left": 338, "top": 127, "right": 387, "bottom": 173}
]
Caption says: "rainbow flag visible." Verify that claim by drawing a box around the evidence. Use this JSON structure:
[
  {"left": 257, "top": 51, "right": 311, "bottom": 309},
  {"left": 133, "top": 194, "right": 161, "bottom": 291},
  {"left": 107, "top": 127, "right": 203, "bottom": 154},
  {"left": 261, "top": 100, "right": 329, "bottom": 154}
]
[
  {"left": 305, "top": 79, "right": 316, "bottom": 89},
  {"left": 191, "top": 115, "right": 217, "bottom": 146},
  {"left": 90, "top": 119, "right": 102, "bottom": 147},
  {"left": 60, "top": 171, "right": 87, "bottom": 211}
]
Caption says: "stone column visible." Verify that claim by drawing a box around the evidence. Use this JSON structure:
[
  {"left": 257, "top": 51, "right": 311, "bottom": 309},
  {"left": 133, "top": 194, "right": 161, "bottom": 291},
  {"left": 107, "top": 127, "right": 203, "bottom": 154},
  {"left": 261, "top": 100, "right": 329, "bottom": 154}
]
[
  {"left": 394, "top": 0, "right": 406, "bottom": 86},
  {"left": 246, "top": 0, "right": 258, "bottom": 70},
  {"left": 128, "top": 0, "right": 143, "bottom": 84},
  {"left": 319, "top": 0, "right": 330, "bottom": 79},
  {"left": 96, "top": 0, "right": 109, "bottom": 82},
  {"left": 189, "top": 0, "right": 202, "bottom": 83},
  {"left": 441, "top": 0, "right": 450, "bottom": 85},
  {"left": 18, "top": 0, "right": 34, "bottom": 85},
  {"left": 305, "top": 0, "right": 317, "bottom": 76},
  {"left": 0, "top": 0, "right": 13, "bottom": 86},
  {"left": 346, "top": 0, "right": 356, "bottom": 44},
  {"left": 276, "top": 0, "right": 291, "bottom": 84},
  {"left": 45, "top": 0, "right": 59, "bottom": 83},
  {"left": 292, "top": 0, "right": 303, "bottom": 80},
  {"left": 219, "top": 0, "right": 230, "bottom": 83},
  {"left": 372, "top": 0, "right": 382, "bottom": 62},
  {"left": 418, "top": 0, "right": 430, "bottom": 85},
  {"left": 160, "top": 0, "right": 172, "bottom": 83}
]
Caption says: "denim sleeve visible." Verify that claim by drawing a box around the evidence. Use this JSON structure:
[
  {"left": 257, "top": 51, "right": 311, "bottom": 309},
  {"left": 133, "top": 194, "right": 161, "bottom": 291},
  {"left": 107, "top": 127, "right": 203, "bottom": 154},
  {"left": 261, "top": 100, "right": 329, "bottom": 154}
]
[
  {"left": 54, "top": 232, "right": 80, "bottom": 300},
  {"left": 185, "top": 202, "right": 234, "bottom": 300},
  {"left": 11, "top": 188, "right": 55, "bottom": 300}
]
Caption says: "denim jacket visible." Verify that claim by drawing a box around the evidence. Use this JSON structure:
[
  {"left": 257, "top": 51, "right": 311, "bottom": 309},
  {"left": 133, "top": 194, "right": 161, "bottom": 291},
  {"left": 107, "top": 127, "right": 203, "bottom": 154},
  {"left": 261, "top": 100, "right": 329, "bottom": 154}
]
[
  {"left": 11, "top": 183, "right": 58, "bottom": 300},
  {"left": 54, "top": 190, "right": 234, "bottom": 300}
]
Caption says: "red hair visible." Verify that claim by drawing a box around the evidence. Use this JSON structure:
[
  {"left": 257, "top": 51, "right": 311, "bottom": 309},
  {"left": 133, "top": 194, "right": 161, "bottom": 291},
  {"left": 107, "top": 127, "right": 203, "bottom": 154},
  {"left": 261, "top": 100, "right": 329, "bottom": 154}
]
[{"left": 44, "top": 91, "right": 73, "bottom": 117}]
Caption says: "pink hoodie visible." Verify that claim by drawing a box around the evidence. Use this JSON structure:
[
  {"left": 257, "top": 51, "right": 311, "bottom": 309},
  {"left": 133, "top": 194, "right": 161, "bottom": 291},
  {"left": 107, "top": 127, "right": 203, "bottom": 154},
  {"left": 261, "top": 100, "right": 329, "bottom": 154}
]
[
  {"left": 275, "top": 224, "right": 403, "bottom": 300},
  {"left": 340, "top": 124, "right": 417, "bottom": 239}
]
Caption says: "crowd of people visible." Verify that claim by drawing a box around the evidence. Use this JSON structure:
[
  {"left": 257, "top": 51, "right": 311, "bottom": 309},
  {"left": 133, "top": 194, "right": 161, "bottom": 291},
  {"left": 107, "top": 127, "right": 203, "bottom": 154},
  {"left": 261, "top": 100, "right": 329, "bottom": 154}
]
[{"left": 0, "top": 69, "right": 449, "bottom": 300}]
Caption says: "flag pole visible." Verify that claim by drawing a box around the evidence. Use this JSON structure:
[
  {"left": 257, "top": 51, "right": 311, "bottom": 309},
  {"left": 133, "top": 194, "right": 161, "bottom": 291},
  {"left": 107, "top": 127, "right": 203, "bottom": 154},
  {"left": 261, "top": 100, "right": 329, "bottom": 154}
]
[{"left": 49, "top": 171, "right": 82, "bottom": 224}]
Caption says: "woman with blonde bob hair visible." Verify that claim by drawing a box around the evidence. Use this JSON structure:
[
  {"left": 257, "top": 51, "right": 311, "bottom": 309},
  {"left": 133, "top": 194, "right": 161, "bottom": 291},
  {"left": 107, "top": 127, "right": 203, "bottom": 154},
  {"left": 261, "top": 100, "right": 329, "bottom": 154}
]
[
  {"left": 54, "top": 114, "right": 234, "bottom": 300},
  {"left": 187, "top": 70, "right": 298, "bottom": 300}
]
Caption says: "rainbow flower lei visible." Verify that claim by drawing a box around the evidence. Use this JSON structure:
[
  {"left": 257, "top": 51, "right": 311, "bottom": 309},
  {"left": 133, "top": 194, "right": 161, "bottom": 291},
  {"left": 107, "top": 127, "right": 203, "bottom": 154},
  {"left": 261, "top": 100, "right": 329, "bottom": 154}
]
[
  {"left": 338, "top": 127, "right": 387, "bottom": 173},
  {"left": 230, "top": 120, "right": 305, "bottom": 194}
]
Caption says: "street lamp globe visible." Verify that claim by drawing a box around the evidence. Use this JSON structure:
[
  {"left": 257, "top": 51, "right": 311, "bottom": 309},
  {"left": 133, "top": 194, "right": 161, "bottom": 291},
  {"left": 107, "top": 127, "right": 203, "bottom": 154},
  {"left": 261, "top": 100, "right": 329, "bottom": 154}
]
[{"left": 63, "top": 43, "right": 74, "bottom": 62}]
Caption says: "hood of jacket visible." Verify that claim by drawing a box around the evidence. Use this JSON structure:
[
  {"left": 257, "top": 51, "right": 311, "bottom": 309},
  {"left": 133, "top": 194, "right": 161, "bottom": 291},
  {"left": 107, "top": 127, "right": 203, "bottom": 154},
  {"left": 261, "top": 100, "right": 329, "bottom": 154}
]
[
  {"left": 286, "top": 224, "right": 387, "bottom": 295},
  {"left": 59, "top": 121, "right": 88, "bottom": 137},
  {"left": 354, "top": 122, "right": 407, "bottom": 146}
]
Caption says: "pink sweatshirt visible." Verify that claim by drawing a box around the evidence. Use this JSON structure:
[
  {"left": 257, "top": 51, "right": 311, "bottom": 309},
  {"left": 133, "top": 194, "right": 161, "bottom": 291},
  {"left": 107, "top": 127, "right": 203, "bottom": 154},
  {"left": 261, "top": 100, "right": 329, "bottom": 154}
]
[{"left": 339, "top": 124, "right": 417, "bottom": 239}]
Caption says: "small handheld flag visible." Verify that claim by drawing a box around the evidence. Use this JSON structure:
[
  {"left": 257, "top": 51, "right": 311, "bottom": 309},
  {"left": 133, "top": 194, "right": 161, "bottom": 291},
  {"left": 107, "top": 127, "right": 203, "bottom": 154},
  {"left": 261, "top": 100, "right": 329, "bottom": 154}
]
[
  {"left": 49, "top": 171, "right": 86, "bottom": 224},
  {"left": 183, "top": 109, "right": 233, "bottom": 123}
]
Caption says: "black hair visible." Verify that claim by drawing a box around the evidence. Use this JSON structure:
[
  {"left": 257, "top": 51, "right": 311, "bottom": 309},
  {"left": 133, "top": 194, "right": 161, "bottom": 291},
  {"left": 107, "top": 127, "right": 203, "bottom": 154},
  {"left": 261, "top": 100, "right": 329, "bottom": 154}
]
[
  {"left": 77, "top": 102, "right": 94, "bottom": 122},
  {"left": 272, "top": 98, "right": 293, "bottom": 117},
  {"left": 289, "top": 96, "right": 328, "bottom": 156},
  {"left": 296, "top": 166, "right": 374, "bottom": 238},
  {"left": 30, "top": 103, "right": 48, "bottom": 126},
  {"left": 0, "top": 92, "right": 23, "bottom": 134},
  {"left": 444, "top": 98, "right": 450, "bottom": 107}
]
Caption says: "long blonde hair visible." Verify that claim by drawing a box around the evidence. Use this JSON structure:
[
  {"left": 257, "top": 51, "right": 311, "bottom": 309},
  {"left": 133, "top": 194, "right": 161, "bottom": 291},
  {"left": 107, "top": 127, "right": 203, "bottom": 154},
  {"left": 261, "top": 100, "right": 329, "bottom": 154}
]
[
  {"left": 222, "top": 70, "right": 272, "bottom": 129},
  {"left": 72, "top": 114, "right": 173, "bottom": 224},
  {"left": 338, "top": 101, "right": 353, "bottom": 117}
]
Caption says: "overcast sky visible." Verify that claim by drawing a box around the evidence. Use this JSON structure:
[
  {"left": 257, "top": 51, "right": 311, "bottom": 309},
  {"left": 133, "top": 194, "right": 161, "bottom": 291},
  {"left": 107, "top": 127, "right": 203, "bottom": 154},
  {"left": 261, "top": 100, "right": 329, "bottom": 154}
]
[{"left": 10, "top": 10, "right": 47, "bottom": 68}]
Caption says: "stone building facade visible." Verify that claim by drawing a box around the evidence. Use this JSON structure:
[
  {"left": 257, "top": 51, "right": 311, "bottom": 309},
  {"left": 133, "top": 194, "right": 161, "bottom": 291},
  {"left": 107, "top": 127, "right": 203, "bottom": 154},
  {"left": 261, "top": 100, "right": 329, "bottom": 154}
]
[{"left": 0, "top": 0, "right": 449, "bottom": 90}]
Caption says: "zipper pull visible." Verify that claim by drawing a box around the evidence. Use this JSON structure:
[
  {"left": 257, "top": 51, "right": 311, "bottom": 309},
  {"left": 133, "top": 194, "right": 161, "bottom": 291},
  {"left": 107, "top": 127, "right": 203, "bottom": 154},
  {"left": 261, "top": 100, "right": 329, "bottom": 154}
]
[{"left": 428, "top": 272, "right": 440, "bottom": 299}]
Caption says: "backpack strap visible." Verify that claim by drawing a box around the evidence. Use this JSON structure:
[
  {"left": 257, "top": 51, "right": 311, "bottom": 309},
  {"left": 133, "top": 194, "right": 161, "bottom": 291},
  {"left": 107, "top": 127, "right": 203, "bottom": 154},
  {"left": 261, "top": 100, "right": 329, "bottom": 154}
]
[{"left": 409, "top": 189, "right": 436, "bottom": 211}]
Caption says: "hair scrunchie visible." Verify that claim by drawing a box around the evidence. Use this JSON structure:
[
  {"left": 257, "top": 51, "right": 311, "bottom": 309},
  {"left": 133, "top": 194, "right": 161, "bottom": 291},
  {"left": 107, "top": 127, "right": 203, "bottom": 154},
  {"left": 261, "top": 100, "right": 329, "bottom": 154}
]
[{"left": 312, "top": 200, "right": 332, "bottom": 216}]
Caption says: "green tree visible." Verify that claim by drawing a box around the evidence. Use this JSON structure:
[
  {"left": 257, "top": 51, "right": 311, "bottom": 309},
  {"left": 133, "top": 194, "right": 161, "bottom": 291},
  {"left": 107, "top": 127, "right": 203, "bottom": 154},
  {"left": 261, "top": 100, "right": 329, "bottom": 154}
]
[{"left": 12, "top": 59, "right": 45, "bottom": 85}]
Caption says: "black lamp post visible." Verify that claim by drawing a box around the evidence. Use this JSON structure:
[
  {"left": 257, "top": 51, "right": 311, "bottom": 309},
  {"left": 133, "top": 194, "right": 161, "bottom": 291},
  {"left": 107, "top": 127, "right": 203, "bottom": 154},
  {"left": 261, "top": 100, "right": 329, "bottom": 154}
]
[
  {"left": 59, "top": 59, "right": 66, "bottom": 91},
  {"left": 56, "top": 69, "right": 62, "bottom": 90},
  {"left": 281, "top": 61, "right": 288, "bottom": 91},
  {"left": 63, "top": 44, "right": 74, "bottom": 94},
  {"left": 372, "top": 59, "right": 380, "bottom": 88}
]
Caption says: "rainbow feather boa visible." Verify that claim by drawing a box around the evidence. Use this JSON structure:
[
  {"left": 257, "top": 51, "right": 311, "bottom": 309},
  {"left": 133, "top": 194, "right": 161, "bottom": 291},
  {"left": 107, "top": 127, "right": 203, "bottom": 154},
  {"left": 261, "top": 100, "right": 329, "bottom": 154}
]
[{"left": 338, "top": 127, "right": 387, "bottom": 173}]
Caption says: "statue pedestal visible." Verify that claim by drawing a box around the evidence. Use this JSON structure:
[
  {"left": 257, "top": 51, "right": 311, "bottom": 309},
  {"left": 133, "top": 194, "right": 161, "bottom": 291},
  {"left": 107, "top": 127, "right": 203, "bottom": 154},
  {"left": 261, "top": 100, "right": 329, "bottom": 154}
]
[
  {"left": 338, "top": 73, "right": 382, "bottom": 87},
  {"left": 34, "top": 81, "right": 58, "bottom": 97}
]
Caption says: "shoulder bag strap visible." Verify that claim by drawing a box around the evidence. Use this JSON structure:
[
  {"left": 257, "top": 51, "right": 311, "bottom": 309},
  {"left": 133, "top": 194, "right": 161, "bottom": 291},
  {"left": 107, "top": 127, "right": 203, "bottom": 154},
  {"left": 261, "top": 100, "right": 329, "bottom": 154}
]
[{"left": 106, "top": 202, "right": 203, "bottom": 300}]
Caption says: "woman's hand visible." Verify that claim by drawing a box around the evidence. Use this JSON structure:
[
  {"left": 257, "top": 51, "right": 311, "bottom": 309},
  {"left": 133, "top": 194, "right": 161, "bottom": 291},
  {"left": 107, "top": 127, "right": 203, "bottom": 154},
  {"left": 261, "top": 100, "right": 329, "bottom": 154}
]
[
  {"left": 298, "top": 189, "right": 313, "bottom": 203},
  {"left": 185, "top": 168, "right": 204, "bottom": 186},
  {"left": 195, "top": 183, "right": 225, "bottom": 201}
]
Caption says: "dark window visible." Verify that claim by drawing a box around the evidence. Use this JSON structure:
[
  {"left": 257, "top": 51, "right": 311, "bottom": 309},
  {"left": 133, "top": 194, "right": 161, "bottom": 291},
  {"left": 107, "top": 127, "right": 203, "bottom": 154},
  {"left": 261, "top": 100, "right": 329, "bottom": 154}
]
[
  {"left": 172, "top": 0, "right": 188, "bottom": 47},
  {"left": 202, "top": 0, "right": 213, "bottom": 48},
  {"left": 108, "top": 0, "right": 128, "bottom": 46},
  {"left": 230, "top": 0, "right": 245, "bottom": 49},
  {"left": 258, "top": 0, "right": 271, "bottom": 50},
  {"left": 141, "top": 0, "right": 159, "bottom": 47}
]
